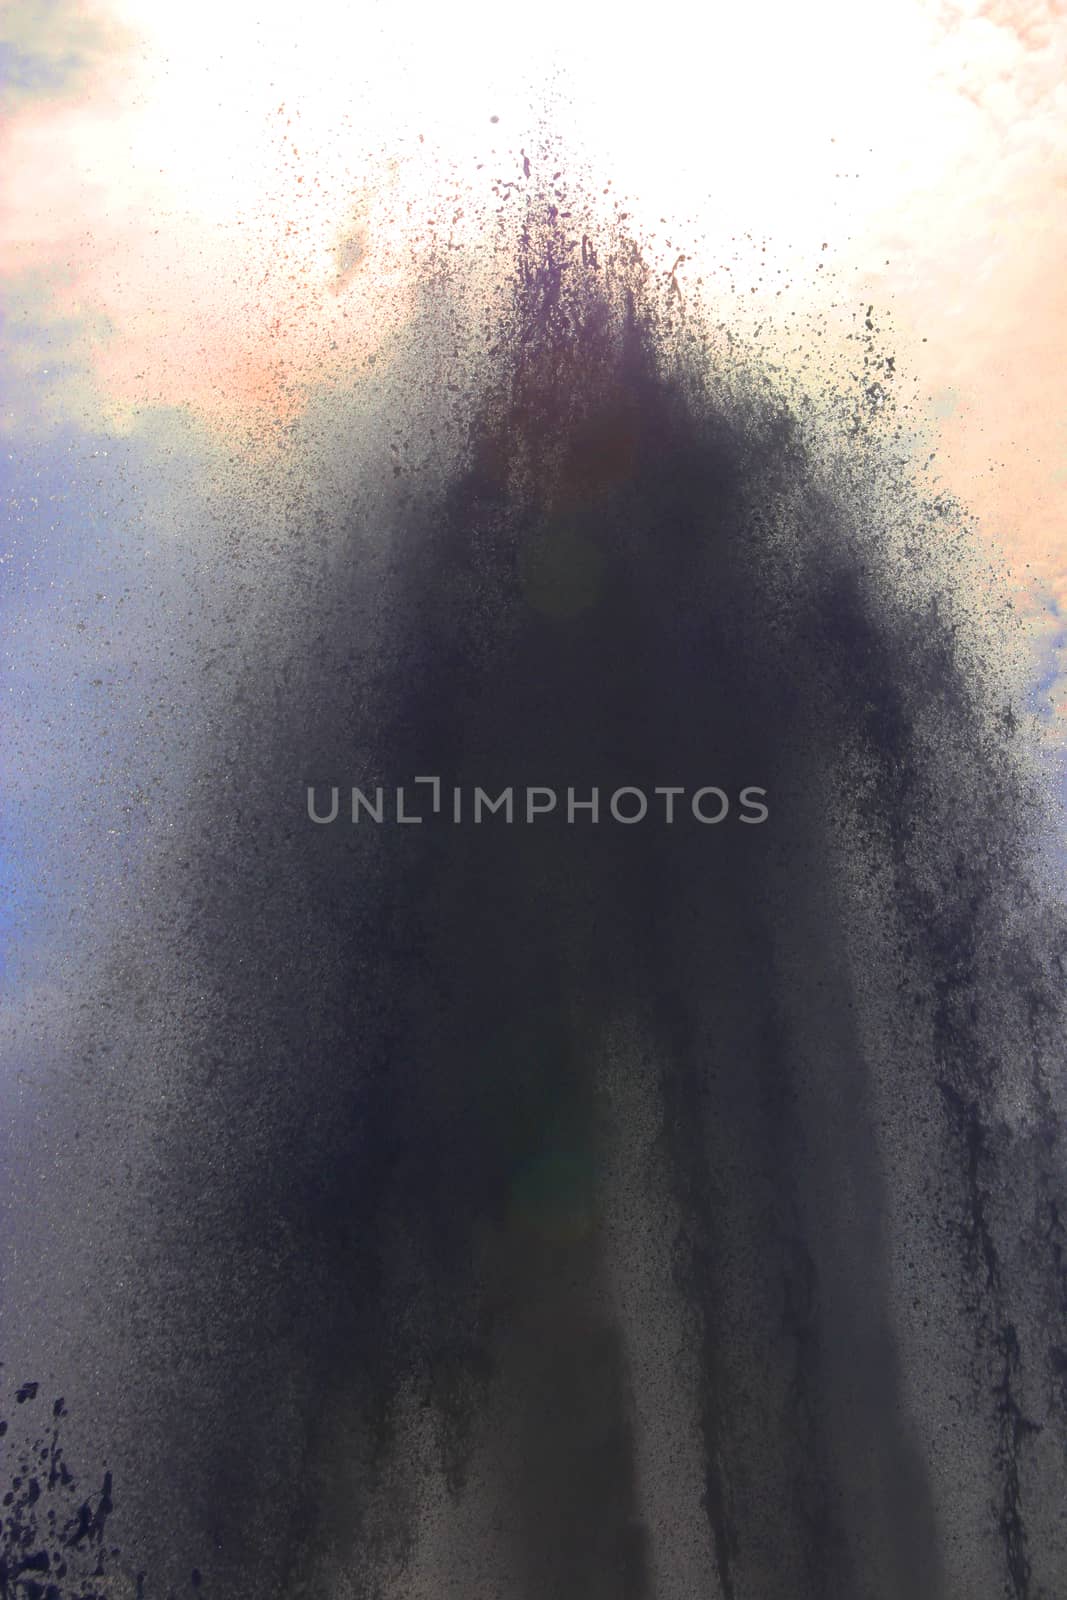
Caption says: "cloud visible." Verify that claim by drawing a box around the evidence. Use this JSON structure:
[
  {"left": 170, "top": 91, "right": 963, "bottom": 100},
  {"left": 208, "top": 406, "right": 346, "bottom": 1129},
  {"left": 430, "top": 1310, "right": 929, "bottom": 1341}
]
[
  {"left": 0, "top": 269, "right": 118, "bottom": 438},
  {"left": 0, "top": 0, "right": 131, "bottom": 112}
]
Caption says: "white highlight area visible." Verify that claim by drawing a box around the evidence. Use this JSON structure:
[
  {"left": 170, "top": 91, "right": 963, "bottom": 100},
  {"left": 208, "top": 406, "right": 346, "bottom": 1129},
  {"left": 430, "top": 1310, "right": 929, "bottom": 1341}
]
[
  {"left": 3, "top": 0, "right": 1067, "bottom": 716},
  {"left": 0, "top": 0, "right": 1049, "bottom": 426}
]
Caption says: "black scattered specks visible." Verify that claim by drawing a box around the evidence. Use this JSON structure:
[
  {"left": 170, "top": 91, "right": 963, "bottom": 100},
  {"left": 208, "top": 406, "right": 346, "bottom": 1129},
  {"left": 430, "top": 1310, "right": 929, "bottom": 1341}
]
[{"left": 20, "top": 182, "right": 1067, "bottom": 1600}]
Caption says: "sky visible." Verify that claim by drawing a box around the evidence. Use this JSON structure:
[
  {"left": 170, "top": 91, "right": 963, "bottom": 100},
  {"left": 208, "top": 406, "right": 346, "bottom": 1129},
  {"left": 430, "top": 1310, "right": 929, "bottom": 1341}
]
[{"left": 2, "top": 0, "right": 1067, "bottom": 992}]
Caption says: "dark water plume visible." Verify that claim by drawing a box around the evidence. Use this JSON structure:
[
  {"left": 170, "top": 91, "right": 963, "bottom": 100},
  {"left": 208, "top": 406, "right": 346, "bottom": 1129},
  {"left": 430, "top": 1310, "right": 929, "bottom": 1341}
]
[{"left": 5, "top": 187, "right": 1067, "bottom": 1600}]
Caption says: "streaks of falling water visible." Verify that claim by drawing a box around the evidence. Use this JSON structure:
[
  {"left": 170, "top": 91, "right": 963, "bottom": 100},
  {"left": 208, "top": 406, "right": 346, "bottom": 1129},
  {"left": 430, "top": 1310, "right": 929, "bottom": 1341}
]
[{"left": 4, "top": 190, "right": 1066, "bottom": 1600}]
